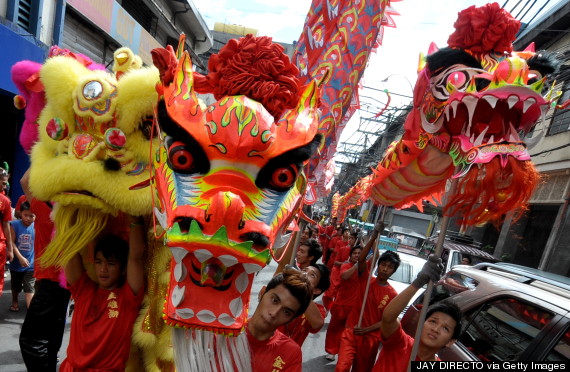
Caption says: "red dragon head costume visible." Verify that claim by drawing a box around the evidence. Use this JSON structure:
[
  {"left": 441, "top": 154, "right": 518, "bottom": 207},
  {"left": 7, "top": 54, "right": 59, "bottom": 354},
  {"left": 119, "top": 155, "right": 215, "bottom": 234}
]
[
  {"left": 370, "top": 3, "right": 561, "bottom": 225},
  {"left": 150, "top": 35, "right": 321, "bottom": 369}
]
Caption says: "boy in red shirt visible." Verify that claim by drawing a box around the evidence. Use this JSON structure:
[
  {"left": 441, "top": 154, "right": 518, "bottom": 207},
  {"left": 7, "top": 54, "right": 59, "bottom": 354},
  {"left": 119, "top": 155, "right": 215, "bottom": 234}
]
[
  {"left": 247, "top": 268, "right": 313, "bottom": 372},
  {"left": 319, "top": 216, "right": 337, "bottom": 262},
  {"left": 325, "top": 245, "right": 362, "bottom": 361},
  {"left": 373, "top": 255, "right": 459, "bottom": 372},
  {"left": 336, "top": 223, "right": 400, "bottom": 371},
  {"left": 60, "top": 219, "right": 145, "bottom": 372},
  {"left": 323, "top": 230, "right": 355, "bottom": 310},
  {"left": 279, "top": 263, "right": 331, "bottom": 346},
  {"left": 295, "top": 238, "right": 322, "bottom": 270}
]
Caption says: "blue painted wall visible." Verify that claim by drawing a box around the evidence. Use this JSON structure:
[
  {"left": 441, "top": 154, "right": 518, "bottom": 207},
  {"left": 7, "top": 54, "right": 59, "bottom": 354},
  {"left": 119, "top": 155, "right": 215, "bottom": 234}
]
[{"left": 0, "top": 22, "right": 47, "bottom": 205}]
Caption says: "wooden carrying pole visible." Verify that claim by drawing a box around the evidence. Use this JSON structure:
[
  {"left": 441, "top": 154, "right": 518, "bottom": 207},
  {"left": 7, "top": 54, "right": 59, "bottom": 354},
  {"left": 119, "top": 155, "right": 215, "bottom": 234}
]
[
  {"left": 357, "top": 205, "right": 387, "bottom": 328},
  {"left": 407, "top": 178, "right": 459, "bottom": 369}
]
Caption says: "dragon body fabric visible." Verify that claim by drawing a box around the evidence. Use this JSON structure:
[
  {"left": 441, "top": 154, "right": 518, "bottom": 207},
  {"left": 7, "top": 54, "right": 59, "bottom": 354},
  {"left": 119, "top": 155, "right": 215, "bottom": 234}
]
[
  {"left": 294, "top": 0, "right": 401, "bottom": 197},
  {"left": 150, "top": 35, "right": 321, "bottom": 370},
  {"left": 363, "top": 3, "right": 561, "bottom": 226}
]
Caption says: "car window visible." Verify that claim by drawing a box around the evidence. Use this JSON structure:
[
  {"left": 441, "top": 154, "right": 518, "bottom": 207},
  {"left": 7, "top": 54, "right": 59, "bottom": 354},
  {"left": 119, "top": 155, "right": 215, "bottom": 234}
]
[
  {"left": 545, "top": 327, "right": 570, "bottom": 361},
  {"left": 412, "top": 271, "right": 478, "bottom": 306},
  {"left": 391, "top": 262, "right": 416, "bottom": 284},
  {"left": 461, "top": 298, "right": 555, "bottom": 361}
]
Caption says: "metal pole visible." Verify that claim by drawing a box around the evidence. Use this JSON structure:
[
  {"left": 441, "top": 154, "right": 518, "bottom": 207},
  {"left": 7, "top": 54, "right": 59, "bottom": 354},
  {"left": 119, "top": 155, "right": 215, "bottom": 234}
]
[
  {"left": 408, "top": 178, "right": 458, "bottom": 368},
  {"left": 289, "top": 219, "right": 307, "bottom": 266},
  {"left": 357, "top": 205, "right": 387, "bottom": 327}
]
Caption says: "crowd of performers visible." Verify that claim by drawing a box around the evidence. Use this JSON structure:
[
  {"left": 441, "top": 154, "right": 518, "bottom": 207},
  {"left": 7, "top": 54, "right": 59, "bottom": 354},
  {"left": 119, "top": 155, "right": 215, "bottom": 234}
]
[
  {"left": 1, "top": 172, "right": 462, "bottom": 372},
  {"left": 2, "top": 183, "right": 460, "bottom": 372}
]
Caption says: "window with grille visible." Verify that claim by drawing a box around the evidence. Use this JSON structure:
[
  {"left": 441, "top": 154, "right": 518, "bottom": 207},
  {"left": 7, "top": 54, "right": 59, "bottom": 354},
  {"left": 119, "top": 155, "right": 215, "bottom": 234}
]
[
  {"left": 121, "top": 0, "right": 158, "bottom": 36},
  {"left": 17, "top": 0, "right": 32, "bottom": 30}
]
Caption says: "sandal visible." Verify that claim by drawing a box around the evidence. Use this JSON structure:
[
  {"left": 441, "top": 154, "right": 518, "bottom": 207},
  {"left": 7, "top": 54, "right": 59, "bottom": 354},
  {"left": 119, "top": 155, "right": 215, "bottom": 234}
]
[{"left": 9, "top": 305, "right": 19, "bottom": 312}]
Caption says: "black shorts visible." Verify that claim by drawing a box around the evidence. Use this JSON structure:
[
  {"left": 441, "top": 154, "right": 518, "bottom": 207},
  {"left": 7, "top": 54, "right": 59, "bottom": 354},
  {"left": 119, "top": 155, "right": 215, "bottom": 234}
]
[{"left": 10, "top": 270, "right": 36, "bottom": 293}]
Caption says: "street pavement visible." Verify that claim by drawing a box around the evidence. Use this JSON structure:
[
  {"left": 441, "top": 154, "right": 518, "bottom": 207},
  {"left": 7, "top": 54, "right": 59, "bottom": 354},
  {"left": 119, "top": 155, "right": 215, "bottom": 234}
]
[{"left": 0, "top": 260, "right": 338, "bottom": 371}]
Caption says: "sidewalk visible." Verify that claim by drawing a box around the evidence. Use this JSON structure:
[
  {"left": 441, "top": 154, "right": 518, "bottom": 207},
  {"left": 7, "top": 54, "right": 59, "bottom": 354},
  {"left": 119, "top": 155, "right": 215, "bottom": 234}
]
[{"left": 0, "top": 271, "right": 70, "bottom": 372}]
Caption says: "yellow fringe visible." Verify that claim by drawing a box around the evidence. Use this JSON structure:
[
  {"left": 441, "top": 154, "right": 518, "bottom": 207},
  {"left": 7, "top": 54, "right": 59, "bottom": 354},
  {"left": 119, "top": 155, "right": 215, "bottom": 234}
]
[{"left": 40, "top": 204, "right": 109, "bottom": 267}]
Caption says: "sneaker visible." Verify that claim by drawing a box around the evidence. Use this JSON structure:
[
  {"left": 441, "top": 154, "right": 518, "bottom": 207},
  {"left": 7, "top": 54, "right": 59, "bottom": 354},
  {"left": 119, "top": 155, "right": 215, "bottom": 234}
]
[{"left": 325, "top": 354, "right": 336, "bottom": 361}]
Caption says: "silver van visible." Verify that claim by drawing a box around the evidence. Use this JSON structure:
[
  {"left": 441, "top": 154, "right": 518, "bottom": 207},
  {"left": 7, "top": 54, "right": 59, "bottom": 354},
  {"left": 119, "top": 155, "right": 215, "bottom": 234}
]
[{"left": 418, "top": 231, "right": 498, "bottom": 272}]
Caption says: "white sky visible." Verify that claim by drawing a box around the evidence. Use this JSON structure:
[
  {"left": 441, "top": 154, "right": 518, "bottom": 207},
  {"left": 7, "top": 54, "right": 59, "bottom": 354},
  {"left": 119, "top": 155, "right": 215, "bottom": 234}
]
[{"left": 192, "top": 0, "right": 563, "bottom": 167}]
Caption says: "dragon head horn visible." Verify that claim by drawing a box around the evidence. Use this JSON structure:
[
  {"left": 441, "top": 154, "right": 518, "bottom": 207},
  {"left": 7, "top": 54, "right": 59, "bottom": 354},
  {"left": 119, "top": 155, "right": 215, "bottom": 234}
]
[
  {"left": 276, "top": 80, "right": 320, "bottom": 139},
  {"left": 152, "top": 34, "right": 203, "bottom": 126},
  {"left": 523, "top": 42, "right": 536, "bottom": 53}
]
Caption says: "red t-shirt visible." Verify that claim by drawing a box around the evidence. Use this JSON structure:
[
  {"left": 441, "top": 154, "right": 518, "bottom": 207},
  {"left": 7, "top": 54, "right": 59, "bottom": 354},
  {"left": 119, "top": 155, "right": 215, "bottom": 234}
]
[
  {"left": 247, "top": 328, "right": 302, "bottom": 372},
  {"left": 335, "top": 262, "right": 360, "bottom": 306},
  {"left": 0, "top": 193, "right": 12, "bottom": 243},
  {"left": 328, "top": 243, "right": 351, "bottom": 288},
  {"left": 372, "top": 325, "right": 428, "bottom": 372},
  {"left": 328, "top": 236, "right": 341, "bottom": 251},
  {"left": 278, "top": 303, "right": 326, "bottom": 346},
  {"left": 335, "top": 243, "right": 351, "bottom": 263},
  {"left": 60, "top": 273, "right": 144, "bottom": 372},
  {"left": 29, "top": 199, "right": 60, "bottom": 281},
  {"left": 346, "top": 271, "right": 398, "bottom": 338}
]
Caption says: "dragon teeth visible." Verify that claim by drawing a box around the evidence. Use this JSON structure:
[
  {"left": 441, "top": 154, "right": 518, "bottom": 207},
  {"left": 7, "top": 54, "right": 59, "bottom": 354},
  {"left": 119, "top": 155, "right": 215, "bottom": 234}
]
[
  {"left": 218, "top": 255, "right": 239, "bottom": 267},
  {"left": 507, "top": 96, "right": 519, "bottom": 109},
  {"left": 229, "top": 297, "right": 243, "bottom": 318},
  {"left": 196, "top": 310, "right": 217, "bottom": 324},
  {"left": 462, "top": 96, "right": 477, "bottom": 134},
  {"left": 172, "top": 285, "right": 185, "bottom": 307},
  {"left": 473, "top": 126, "right": 489, "bottom": 146},
  {"left": 450, "top": 101, "right": 460, "bottom": 117},
  {"left": 522, "top": 98, "right": 536, "bottom": 114},
  {"left": 194, "top": 249, "right": 213, "bottom": 263},
  {"left": 482, "top": 95, "right": 499, "bottom": 109},
  {"left": 170, "top": 247, "right": 189, "bottom": 263},
  {"left": 508, "top": 122, "right": 519, "bottom": 142},
  {"left": 243, "top": 263, "right": 263, "bottom": 274},
  {"left": 444, "top": 106, "right": 450, "bottom": 122}
]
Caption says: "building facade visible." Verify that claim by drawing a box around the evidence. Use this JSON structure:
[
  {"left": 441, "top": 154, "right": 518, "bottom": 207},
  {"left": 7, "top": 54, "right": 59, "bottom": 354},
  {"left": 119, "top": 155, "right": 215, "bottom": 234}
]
[{"left": 492, "top": 1, "right": 570, "bottom": 276}]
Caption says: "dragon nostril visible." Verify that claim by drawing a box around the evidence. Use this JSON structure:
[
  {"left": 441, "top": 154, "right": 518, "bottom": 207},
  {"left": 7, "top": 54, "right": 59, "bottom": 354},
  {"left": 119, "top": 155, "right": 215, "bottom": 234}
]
[
  {"left": 174, "top": 217, "right": 196, "bottom": 233},
  {"left": 239, "top": 232, "right": 270, "bottom": 250},
  {"left": 104, "top": 157, "right": 121, "bottom": 171}
]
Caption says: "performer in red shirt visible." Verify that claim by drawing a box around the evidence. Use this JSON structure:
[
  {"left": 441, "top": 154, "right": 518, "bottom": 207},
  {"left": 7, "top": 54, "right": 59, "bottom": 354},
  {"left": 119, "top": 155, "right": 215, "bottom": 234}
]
[
  {"left": 0, "top": 189, "right": 13, "bottom": 295},
  {"left": 325, "top": 226, "right": 344, "bottom": 267},
  {"left": 323, "top": 230, "right": 354, "bottom": 310},
  {"left": 279, "top": 264, "right": 330, "bottom": 346},
  {"left": 373, "top": 255, "right": 459, "bottom": 372},
  {"left": 336, "top": 224, "right": 400, "bottom": 371},
  {"left": 319, "top": 216, "right": 337, "bottom": 263},
  {"left": 324, "top": 245, "right": 361, "bottom": 360},
  {"left": 247, "top": 268, "right": 313, "bottom": 372},
  {"left": 60, "top": 218, "right": 145, "bottom": 372},
  {"left": 295, "top": 238, "right": 322, "bottom": 270}
]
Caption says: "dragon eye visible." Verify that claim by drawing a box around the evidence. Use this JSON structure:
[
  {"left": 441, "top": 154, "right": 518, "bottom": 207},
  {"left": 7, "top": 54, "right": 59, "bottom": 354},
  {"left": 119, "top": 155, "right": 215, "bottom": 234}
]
[
  {"left": 168, "top": 141, "right": 194, "bottom": 172},
  {"left": 447, "top": 71, "right": 467, "bottom": 88},
  {"left": 270, "top": 165, "right": 298, "bottom": 190}
]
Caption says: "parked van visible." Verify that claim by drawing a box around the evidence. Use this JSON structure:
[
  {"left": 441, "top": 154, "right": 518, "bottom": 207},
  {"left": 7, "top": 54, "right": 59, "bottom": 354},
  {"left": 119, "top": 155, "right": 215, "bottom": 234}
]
[
  {"left": 388, "top": 226, "right": 426, "bottom": 254},
  {"left": 377, "top": 236, "right": 399, "bottom": 252},
  {"left": 418, "top": 231, "right": 498, "bottom": 272}
]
